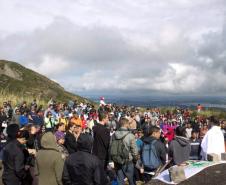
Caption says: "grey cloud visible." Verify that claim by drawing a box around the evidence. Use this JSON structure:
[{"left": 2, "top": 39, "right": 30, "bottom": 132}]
[{"left": 0, "top": 1, "right": 226, "bottom": 96}]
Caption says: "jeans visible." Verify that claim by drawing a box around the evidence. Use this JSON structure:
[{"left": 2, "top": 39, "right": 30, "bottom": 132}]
[{"left": 116, "top": 162, "right": 135, "bottom": 185}]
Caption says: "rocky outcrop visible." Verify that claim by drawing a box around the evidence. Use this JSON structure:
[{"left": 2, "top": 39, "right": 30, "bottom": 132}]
[{"left": 0, "top": 63, "right": 22, "bottom": 81}]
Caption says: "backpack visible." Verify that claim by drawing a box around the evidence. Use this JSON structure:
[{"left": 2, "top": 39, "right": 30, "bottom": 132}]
[
  {"left": 110, "top": 133, "right": 130, "bottom": 165},
  {"left": 141, "top": 140, "right": 161, "bottom": 170}
]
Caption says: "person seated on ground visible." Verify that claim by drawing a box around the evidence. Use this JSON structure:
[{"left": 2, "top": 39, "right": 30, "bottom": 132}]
[
  {"left": 141, "top": 126, "right": 167, "bottom": 182},
  {"left": 189, "top": 130, "right": 201, "bottom": 160},
  {"left": 62, "top": 133, "right": 107, "bottom": 185},
  {"left": 169, "top": 126, "right": 191, "bottom": 165}
]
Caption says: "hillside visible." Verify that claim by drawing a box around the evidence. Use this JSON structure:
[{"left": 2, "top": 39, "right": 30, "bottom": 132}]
[{"left": 0, "top": 60, "right": 92, "bottom": 104}]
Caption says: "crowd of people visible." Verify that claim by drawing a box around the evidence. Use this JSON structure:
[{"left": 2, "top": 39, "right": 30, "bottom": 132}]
[{"left": 0, "top": 97, "right": 226, "bottom": 185}]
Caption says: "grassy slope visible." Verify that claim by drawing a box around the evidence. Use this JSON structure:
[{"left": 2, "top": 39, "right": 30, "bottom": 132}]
[{"left": 0, "top": 60, "right": 93, "bottom": 105}]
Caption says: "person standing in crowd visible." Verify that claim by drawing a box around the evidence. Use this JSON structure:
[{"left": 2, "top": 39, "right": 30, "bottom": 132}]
[
  {"left": 189, "top": 130, "right": 201, "bottom": 160},
  {"left": 134, "top": 131, "right": 143, "bottom": 153},
  {"left": 19, "top": 111, "right": 29, "bottom": 128},
  {"left": 44, "top": 111, "right": 57, "bottom": 132},
  {"left": 142, "top": 115, "right": 152, "bottom": 137},
  {"left": 128, "top": 112, "right": 137, "bottom": 131},
  {"left": 26, "top": 125, "right": 41, "bottom": 185},
  {"left": 62, "top": 133, "right": 106, "bottom": 185},
  {"left": 70, "top": 112, "right": 82, "bottom": 127},
  {"left": 199, "top": 123, "right": 208, "bottom": 139},
  {"left": 201, "top": 116, "right": 225, "bottom": 160},
  {"left": 73, "top": 122, "right": 82, "bottom": 140},
  {"left": 169, "top": 126, "right": 191, "bottom": 165},
  {"left": 55, "top": 130, "right": 69, "bottom": 160},
  {"left": 11, "top": 108, "right": 21, "bottom": 126},
  {"left": 107, "top": 112, "right": 117, "bottom": 131},
  {"left": 111, "top": 118, "right": 138, "bottom": 185},
  {"left": 141, "top": 126, "right": 167, "bottom": 182},
  {"left": 55, "top": 122, "right": 66, "bottom": 133},
  {"left": 92, "top": 111, "right": 110, "bottom": 170},
  {"left": 36, "top": 132, "right": 64, "bottom": 185},
  {"left": 2, "top": 124, "right": 29, "bottom": 185},
  {"left": 28, "top": 107, "right": 38, "bottom": 124},
  {"left": 58, "top": 112, "right": 68, "bottom": 128},
  {"left": 19, "top": 101, "right": 29, "bottom": 115},
  {"left": 0, "top": 107, "right": 7, "bottom": 134},
  {"left": 185, "top": 123, "right": 192, "bottom": 139},
  {"left": 64, "top": 123, "right": 78, "bottom": 154}
]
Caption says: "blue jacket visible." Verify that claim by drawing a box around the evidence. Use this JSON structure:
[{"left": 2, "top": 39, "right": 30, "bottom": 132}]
[{"left": 19, "top": 115, "right": 29, "bottom": 127}]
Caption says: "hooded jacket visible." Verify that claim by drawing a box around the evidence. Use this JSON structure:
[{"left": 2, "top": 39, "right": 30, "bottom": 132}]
[
  {"left": 62, "top": 133, "right": 107, "bottom": 185},
  {"left": 169, "top": 136, "right": 191, "bottom": 165},
  {"left": 36, "top": 132, "right": 64, "bottom": 185},
  {"left": 2, "top": 139, "right": 26, "bottom": 185},
  {"left": 142, "top": 136, "right": 167, "bottom": 166},
  {"left": 112, "top": 127, "right": 138, "bottom": 162}
]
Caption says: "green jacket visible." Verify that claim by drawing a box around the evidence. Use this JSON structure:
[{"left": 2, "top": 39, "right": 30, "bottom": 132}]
[{"left": 36, "top": 132, "right": 64, "bottom": 185}]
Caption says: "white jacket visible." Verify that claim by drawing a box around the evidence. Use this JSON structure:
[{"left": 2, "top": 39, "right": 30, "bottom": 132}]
[{"left": 201, "top": 126, "right": 225, "bottom": 160}]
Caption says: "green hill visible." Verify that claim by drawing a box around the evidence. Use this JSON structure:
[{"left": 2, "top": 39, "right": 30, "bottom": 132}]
[{"left": 0, "top": 60, "right": 93, "bottom": 105}]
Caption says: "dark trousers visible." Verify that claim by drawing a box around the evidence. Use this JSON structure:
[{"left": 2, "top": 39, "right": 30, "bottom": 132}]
[
  {"left": 143, "top": 173, "right": 153, "bottom": 183},
  {"left": 115, "top": 162, "right": 135, "bottom": 185}
]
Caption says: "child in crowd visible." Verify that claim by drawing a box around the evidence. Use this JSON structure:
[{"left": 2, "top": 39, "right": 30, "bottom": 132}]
[
  {"left": 55, "top": 130, "right": 69, "bottom": 160},
  {"left": 189, "top": 130, "right": 201, "bottom": 160}
]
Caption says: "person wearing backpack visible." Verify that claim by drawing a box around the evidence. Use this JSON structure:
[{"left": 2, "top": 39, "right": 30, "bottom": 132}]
[
  {"left": 110, "top": 118, "right": 138, "bottom": 185},
  {"left": 141, "top": 126, "right": 166, "bottom": 182}
]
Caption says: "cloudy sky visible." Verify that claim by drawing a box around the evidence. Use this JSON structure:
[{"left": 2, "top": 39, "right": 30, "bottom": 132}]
[{"left": 0, "top": 0, "right": 226, "bottom": 96}]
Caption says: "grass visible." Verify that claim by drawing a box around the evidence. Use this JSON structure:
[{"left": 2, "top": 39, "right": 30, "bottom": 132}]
[
  {"left": 0, "top": 90, "right": 47, "bottom": 107},
  {"left": 1, "top": 88, "right": 226, "bottom": 120},
  {"left": 0, "top": 60, "right": 95, "bottom": 106},
  {"left": 191, "top": 109, "right": 226, "bottom": 120},
  {"left": 140, "top": 107, "right": 226, "bottom": 120}
]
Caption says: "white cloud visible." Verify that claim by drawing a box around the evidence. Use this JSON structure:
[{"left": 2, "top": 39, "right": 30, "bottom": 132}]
[
  {"left": 0, "top": 0, "right": 226, "bottom": 95},
  {"left": 28, "top": 55, "right": 71, "bottom": 76}
]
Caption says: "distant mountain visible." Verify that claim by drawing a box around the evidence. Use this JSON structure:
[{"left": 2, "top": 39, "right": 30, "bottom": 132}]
[{"left": 0, "top": 60, "right": 92, "bottom": 103}]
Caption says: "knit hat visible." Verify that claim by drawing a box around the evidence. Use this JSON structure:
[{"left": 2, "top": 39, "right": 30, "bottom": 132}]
[
  {"left": 55, "top": 131, "right": 65, "bottom": 141},
  {"left": 6, "top": 124, "right": 19, "bottom": 139}
]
